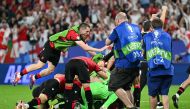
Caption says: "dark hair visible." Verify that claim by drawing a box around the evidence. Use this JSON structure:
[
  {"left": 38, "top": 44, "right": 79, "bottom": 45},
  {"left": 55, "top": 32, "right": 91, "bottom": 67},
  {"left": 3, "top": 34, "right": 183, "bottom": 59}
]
[
  {"left": 151, "top": 18, "right": 163, "bottom": 29},
  {"left": 142, "top": 20, "right": 152, "bottom": 32},
  {"left": 79, "top": 23, "right": 90, "bottom": 30}
]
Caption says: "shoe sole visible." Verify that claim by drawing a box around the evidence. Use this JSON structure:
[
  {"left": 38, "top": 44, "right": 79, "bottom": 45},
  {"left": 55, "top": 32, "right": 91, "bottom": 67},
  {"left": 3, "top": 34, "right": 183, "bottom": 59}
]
[{"left": 172, "top": 96, "right": 179, "bottom": 108}]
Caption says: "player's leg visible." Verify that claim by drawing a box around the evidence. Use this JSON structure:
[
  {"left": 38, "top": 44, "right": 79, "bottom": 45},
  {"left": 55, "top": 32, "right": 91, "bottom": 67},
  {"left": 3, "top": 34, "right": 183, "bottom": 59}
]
[
  {"left": 79, "top": 81, "right": 101, "bottom": 109},
  {"left": 156, "top": 95, "right": 163, "bottom": 109},
  {"left": 101, "top": 91, "right": 118, "bottom": 109},
  {"left": 115, "top": 89, "right": 135, "bottom": 108},
  {"left": 13, "top": 41, "right": 51, "bottom": 85},
  {"left": 29, "top": 46, "right": 60, "bottom": 89},
  {"left": 25, "top": 79, "right": 58, "bottom": 108},
  {"left": 172, "top": 74, "right": 190, "bottom": 108},
  {"left": 82, "top": 83, "right": 93, "bottom": 109},
  {"left": 72, "top": 79, "right": 83, "bottom": 104},
  {"left": 172, "top": 67, "right": 190, "bottom": 108},
  {"left": 13, "top": 60, "right": 45, "bottom": 86},
  {"left": 80, "top": 87, "right": 88, "bottom": 109},
  {"left": 133, "top": 69, "right": 140, "bottom": 108},
  {"left": 24, "top": 60, "right": 46, "bottom": 75},
  {"left": 26, "top": 93, "right": 48, "bottom": 108},
  {"left": 89, "top": 82, "right": 117, "bottom": 109},
  {"left": 76, "top": 60, "right": 93, "bottom": 109},
  {"left": 29, "top": 61, "right": 56, "bottom": 89},
  {"left": 140, "top": 61, "right": 148, "bottom": 91},
  {"left": 64, "top": 60, "right": 76, "bottom": 109}
]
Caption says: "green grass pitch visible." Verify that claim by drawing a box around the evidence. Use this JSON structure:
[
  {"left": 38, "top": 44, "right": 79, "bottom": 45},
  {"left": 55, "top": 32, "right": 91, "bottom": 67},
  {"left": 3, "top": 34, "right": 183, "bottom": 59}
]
[{"left": 0, "top": 85, "right": 189, "bottom": 109}]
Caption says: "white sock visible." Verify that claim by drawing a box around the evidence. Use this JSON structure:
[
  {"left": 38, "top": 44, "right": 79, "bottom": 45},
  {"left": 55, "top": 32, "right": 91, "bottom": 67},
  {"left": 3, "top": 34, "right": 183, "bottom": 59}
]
[{"left": 176, "top": 93, "right": 179, "bottom": 98}]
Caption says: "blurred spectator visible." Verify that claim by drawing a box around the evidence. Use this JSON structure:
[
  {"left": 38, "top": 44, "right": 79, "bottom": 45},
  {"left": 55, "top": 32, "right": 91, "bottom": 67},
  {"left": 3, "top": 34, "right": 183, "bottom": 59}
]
[
  {"left": 140, "top": 0, "right": 150, "bottom": 9},
  {"left": 78, "top": 0, "right": 89, "bottom": 22},
  {"left": 0, "top": 19, "right": 10, "bottom": 63},
  {"left": 10, "top": 21, "right": 19, "bottom": 59},
  {"left": 0, "top": 0, "right": 189, "bottom": 63},
  {"left": 179, "top": 4, "right": 190, "bottom": 30}
]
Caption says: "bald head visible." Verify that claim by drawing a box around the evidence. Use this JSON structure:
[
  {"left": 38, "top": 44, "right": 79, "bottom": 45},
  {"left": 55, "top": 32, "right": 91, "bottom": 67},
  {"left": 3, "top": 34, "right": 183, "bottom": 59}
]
[{"left": 115, "top": 12, "right": 128, "bottom": 26}]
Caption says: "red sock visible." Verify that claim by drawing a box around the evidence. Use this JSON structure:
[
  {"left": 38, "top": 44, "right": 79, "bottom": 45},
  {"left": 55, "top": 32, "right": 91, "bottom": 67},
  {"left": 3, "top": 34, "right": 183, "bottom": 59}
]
[
  {"left": 34, "top": 74, "right": 41, "bottom": 79},
  {"left": 20, "top": 68, "right": 28, "bottom": 76},
  {"left": 177, "top": 87, "right": 185, "bottom": 96}
]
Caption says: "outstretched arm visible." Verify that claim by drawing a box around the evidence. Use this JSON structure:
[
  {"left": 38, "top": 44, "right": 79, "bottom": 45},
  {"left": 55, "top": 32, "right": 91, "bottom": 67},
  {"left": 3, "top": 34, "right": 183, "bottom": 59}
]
[{"left": 75, "top": 40, "right": 108, "bottom": 52}]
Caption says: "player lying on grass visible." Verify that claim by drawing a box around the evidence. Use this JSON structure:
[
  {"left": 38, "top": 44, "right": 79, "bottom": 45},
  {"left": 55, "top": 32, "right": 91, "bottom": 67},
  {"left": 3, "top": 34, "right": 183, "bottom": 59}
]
[{"left": 16, "top": 74, "right": 81, "bottom": 109}]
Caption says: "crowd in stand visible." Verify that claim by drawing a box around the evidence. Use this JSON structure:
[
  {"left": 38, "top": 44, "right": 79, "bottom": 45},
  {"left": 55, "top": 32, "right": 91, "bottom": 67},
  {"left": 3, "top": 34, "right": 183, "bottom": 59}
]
[{"left": 0, "top": 0, "right": 190, "bottom": 63}]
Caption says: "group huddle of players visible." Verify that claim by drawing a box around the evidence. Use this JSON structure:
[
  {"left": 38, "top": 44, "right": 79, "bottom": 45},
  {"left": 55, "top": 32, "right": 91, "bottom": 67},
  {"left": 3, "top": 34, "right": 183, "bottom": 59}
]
[{"left": 15, "top": 53, "right": 120, "bottom": 109}]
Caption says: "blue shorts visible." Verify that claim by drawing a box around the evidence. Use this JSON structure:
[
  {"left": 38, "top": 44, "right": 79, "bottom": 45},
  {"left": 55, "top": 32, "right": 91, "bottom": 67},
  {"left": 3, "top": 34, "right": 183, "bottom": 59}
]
[{"left": 147, "top": 75, "right": 172, "bottom": 96}]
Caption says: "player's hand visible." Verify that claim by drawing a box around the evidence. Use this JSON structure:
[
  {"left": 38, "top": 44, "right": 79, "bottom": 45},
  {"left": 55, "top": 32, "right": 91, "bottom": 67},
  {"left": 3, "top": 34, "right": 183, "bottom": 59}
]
[
  {"left": 99, "top": 46, "right": 109, "bottom": 52},
  {"left": 162, "top": 6, "right": 168, "bottom": 11}
]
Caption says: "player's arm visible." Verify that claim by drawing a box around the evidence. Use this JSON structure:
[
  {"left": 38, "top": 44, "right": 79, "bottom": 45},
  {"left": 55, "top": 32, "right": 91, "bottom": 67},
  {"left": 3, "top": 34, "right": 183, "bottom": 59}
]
[
  {"left": 107, "top": 56, "right": 115, "bottom": 70},
  {"left": 159, "top": 6, "right": 168, "bottom": 24},
  {"left": 85, "top": 43, "right": 96, "bottom": 56},
  {"left": 88, "top": 51, "right": 96, "bottom": 56},
  {"left": 94, "top": 63, "right": 108, "bottom": 79},
  {"left": 103, "top": 49, "right": 114, "bottom": 62},
  {"left": 106, "top": 30, "right": 117, "bottom": 45},
  {"left": 75, "top": 40, "right": 108, "bottom": 52},
  {"left": 105, "top": 38, "right": 112, "bottom": 45},
  {"left": 101, "top": 49, "right": 115, "bottom": 70},
  {"left": 96, "top": 70, "right": 108, "bottom": 79}
]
